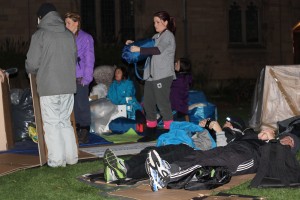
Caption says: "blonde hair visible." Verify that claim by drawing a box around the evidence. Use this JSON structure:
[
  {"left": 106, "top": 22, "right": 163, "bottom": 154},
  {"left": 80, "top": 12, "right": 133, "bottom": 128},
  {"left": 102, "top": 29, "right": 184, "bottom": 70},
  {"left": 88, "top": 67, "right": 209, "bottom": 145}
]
[{"left": 64, "top": 12, "right": 81, "bottom": 35}]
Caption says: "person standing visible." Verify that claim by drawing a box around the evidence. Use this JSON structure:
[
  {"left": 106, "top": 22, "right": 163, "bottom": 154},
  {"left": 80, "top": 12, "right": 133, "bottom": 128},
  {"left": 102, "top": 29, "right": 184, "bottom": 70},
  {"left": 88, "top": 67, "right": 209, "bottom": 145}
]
[
  {"left": 64, "top": 12, "right": 95, "bottom": 144},
  {"left": 126, "top": 11, "right": 176, "bottom": 142},
  {"left": 25, "top": 3, "right": 78, "bottom": 167}
]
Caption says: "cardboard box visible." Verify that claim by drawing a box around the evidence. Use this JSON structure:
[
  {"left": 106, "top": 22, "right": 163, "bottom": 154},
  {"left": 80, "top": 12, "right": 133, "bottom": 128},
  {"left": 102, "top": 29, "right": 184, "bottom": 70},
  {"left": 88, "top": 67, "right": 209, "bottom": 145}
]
[
  {"left": 0, "top": 75, "right": 14, "bottom": 151},
  {"left": 0, "top": 74, "right": 96, "bottom": 176}
]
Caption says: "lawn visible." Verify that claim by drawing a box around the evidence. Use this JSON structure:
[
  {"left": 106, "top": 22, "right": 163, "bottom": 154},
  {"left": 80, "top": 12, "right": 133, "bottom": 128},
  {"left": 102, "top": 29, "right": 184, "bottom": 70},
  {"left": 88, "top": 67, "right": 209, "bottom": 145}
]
[{"left": 0, "top": 101, "right": 300, "bottom": 200}]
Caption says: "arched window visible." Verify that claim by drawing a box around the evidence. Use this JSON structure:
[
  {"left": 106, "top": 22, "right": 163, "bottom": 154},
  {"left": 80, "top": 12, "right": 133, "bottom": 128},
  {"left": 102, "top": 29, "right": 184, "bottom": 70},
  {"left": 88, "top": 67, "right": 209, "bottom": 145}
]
[{"left": 228, "top": 0, "right": 261, "bottom": 46}]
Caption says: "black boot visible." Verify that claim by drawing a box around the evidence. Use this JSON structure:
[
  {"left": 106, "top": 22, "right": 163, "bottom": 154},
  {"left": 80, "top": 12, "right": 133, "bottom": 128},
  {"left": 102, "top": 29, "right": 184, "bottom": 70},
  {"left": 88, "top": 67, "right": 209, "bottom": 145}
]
[
  {"left": 138, "top": 127, "right": 157, "bottom": 142},
  {"left": 78, "top": 126, "right": 90, "bottom": 144}
]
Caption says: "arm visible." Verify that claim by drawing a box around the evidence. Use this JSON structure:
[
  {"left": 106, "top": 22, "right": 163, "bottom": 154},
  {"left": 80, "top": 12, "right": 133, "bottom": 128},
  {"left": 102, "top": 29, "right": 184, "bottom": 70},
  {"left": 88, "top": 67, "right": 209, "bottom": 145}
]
[
  {"left": 199, "top": 119, "right": 228, "bottom": 146},
  {"left": 25, "top": 33, "right": 42, "bottom": 74},
  {"left": 81, "top": 35, "right": 95, "bottom": 86},
  {"left": 125, "top": 80, "right": 136, "bottom": 97}
]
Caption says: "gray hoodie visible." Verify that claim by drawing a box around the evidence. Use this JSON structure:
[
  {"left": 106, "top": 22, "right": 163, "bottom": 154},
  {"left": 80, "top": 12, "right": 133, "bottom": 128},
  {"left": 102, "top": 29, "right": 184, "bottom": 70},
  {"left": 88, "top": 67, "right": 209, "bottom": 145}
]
[{"left": 25, "top": 11, "right": 77, "bottom": 96}]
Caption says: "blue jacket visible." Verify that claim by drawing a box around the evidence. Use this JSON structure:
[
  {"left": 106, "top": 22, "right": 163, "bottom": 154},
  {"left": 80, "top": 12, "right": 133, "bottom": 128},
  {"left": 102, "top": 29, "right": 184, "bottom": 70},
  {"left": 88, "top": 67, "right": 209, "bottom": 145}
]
[
  {"left": 156, "top": 121, "right": 216, "bottom": 150},
  {"left": 107, "top": 79, "right": 142, "bottom": 118}
]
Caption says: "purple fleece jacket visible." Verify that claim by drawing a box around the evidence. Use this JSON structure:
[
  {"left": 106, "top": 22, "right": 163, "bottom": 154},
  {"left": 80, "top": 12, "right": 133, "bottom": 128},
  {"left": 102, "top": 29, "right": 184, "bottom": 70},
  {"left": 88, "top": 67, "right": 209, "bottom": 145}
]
[
  {"left": 76, "top": 30, "right": 95, "bottom": 85},
  {"left": 170, "top": 72, "right": 193, "bottom": 114}
]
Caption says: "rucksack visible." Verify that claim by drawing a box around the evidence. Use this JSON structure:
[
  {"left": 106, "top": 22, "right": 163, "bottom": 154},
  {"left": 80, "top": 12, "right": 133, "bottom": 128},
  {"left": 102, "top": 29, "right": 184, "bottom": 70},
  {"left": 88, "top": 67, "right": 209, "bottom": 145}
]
[
  {"left": 121, "top": 38, "right": 155, "bottom": 80},
  {"left": 277, "top": 115, "right": 300, "bottom": 137},
  {"left": 167, "top": 166, "right": 232, "bottom": 191},
  {"left": 250, "top": 140, "right": 300, "bottom": 188}
]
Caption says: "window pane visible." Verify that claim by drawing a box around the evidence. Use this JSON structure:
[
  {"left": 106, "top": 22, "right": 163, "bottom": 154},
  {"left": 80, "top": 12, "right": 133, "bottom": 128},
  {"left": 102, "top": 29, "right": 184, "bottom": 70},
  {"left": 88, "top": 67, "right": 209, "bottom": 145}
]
[
  {"left": 101, "top": 0, "right": 115, "bottom": 43},
  {"left": 81, "top": 0, "right": 96, "bottom": 37},
  {"left": 120, "top": 0, "right": 135, "bottom": 42},
  {"left": 246, "top": 2, "right": 259, "bottom": 42},
  {"left": 229, "top": 2, "right": 242, "bottom": 43}
]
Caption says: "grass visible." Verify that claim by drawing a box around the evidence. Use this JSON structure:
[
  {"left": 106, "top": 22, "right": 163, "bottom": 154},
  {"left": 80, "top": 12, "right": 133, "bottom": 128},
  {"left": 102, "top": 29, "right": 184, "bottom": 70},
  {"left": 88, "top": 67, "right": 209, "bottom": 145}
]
[{"left": 0, "top": 101, "right": 300, "bottom": 199}]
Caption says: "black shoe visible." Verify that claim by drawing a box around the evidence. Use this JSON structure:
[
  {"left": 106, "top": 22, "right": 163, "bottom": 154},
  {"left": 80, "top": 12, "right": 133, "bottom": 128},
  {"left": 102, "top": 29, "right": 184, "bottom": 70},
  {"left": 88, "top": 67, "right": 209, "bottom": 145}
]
[
  {"left": 78, "top": 127, "right": 90, "bottom": 144},
  {"left": 138, "top": 135, "right": 156, "bottom": 142},
  {"left": 135, "top": 110, "right": 146, "bottom": 124},
  {"left": 138, "top": 127, "right": 157, "bottom": 142}
]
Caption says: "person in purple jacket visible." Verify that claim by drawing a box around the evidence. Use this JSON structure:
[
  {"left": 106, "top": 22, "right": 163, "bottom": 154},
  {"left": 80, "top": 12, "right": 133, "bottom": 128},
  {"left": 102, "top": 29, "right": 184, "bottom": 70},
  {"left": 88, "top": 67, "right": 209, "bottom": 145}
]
[
  {"left": 65, "top": 12, "right": 95, "bottom": 143},
  {"left": 170, "top": 58, "right": 193, "bottom": 121}
]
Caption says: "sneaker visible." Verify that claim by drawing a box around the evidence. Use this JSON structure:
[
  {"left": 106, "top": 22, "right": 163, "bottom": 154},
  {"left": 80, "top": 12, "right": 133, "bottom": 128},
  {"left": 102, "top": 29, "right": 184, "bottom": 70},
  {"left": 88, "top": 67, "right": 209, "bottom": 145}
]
[
  {"left": 104, "top": 166, "right": 118, "bottom": 183},
  {"left": 145, "top": 150, "right": 171, "bottom": 192},
  {"left": 103, "top": 149, "right": 127, "bottom": 181}
]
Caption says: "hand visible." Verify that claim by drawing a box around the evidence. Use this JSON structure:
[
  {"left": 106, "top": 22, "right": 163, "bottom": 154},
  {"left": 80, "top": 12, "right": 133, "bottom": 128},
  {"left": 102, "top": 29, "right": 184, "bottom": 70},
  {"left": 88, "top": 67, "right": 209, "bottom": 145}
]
[
  {"left": 258, "top": 129, "right": 275, "bottom": 141},
  {"left": 279, "top": 136, "right": 294, "bottom": 148},
  {"left": 199, "top": 119, "right": 222, "bottom": 133},
  {"left": 125, "top": 40, "right": 134, "bottom": 45},
  {"left": 130, "top": 46, "right": 140, "bottom": 52}
]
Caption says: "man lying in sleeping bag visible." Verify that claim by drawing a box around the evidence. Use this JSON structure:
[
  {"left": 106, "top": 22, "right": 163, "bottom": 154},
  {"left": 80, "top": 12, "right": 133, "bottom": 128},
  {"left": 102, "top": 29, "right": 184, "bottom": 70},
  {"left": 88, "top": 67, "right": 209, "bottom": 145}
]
[
  {"left": 144, "top": 129, "right": 300, "bottom": 192},
  {"left": 102, "top": 116, "right": 256, "bottom": 182}
]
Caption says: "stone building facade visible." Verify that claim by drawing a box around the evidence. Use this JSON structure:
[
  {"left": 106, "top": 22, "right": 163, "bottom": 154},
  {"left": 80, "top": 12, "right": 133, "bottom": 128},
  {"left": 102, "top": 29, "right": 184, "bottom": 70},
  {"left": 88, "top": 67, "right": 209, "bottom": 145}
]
[{"left": 1, "top": 0, "right": 300, "bottom": 87}]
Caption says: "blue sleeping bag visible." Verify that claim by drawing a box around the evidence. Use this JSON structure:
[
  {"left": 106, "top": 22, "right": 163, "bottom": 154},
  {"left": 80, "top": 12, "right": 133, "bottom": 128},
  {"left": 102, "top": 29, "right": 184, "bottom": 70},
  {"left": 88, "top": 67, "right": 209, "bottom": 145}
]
[{"left": 122, "top": 38, "right": 155, "bottom": 64}]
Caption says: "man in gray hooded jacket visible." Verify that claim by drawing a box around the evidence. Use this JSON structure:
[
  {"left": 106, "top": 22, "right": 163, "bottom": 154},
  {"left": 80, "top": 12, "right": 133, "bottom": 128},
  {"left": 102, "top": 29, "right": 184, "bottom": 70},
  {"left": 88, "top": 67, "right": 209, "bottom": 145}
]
[{"left": 25, "top": 3, "right": 78, "bottom": 167}]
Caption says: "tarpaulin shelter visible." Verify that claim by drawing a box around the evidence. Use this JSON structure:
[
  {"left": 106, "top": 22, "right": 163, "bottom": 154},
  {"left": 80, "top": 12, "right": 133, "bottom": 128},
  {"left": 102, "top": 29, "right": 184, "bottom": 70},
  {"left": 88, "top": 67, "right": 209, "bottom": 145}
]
[{"left": 249, "top": 65, "right": 300, "bottom": 130}]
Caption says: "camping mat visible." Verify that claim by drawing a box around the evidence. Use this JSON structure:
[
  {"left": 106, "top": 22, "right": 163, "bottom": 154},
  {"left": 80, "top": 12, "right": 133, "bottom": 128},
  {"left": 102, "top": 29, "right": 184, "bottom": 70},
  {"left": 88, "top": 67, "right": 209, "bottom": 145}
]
[
  {"left": 100, "top": 128, "right": 143, "bottom": 143},
  {"left": 79, "top": 141, "right": 156, "bottom": 158},
  {"left": 109, "top": 174, "right": 256, "bottom": 200},
  {"left": 79, "top": 132, "right": 112, "bottom": 147}
]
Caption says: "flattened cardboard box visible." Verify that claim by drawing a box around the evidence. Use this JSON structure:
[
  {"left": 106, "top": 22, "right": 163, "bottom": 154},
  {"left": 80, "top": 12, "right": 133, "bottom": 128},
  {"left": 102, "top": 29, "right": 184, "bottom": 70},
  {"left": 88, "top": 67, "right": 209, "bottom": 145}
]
[
  {"left": 0, "top": 74, "right": 96, "bottom": 176},
  {"left": 0, "top": 75, "right": 14, "bottom": 151}
]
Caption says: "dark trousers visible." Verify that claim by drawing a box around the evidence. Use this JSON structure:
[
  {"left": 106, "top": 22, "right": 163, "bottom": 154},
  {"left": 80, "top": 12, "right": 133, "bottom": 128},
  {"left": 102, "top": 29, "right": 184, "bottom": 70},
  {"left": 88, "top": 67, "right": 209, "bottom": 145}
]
[
  {"left": 74, "top": 83, "right": 91, "bottom": 127},
  {"left": 169, "top": 142, "right": 259, "bottom": 182},
  {"left": 125, "top": 144, "right": 194, "bottom": 179},
  {"left": 143, "top": 76, "right": 173, "bottom": 122}
]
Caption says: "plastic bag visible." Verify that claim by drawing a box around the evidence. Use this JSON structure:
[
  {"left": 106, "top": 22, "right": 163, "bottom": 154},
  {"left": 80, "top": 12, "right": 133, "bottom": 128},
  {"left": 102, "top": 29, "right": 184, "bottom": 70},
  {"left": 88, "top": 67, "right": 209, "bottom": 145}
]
[
  {"left": 90, "top": 83, "right": 108, "bottom": 99},
  {"left": 10, "top": 88, "right": 24, "bottom": 105},
  {"left": 90, "top": 98, "right": 118, "bottom": 134},
  {"left": 11, "top": 88, "right": 35, "bottom": 142}
]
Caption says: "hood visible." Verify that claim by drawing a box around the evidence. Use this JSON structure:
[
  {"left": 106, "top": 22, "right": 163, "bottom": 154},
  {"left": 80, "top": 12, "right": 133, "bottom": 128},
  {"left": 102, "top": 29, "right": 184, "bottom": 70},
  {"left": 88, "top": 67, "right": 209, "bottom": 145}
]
[{"left": 38, "top": 11, "right": 66, "bottom": 33}]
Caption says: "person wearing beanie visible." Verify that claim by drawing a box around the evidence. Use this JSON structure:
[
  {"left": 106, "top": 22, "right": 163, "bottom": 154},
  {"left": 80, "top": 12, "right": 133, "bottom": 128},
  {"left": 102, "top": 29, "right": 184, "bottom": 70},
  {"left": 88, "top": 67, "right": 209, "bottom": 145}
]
[
  {"left": 25, "top": 3, "right": 78, "bottom": 167},
  {"left": 101, "top": 116, "right": 300, "bottom": 189},
  {"left": 64, "top": 12, "right": 95, "bottom": 144},
  {"left": 36, "top": 3, "right": 56, "bottom": 19},
  {"left": 225, "top": 116, "right": 246, "bottom": 131},
  {"left": 200, "top": 116, "right": 253, "bottom": 144}
]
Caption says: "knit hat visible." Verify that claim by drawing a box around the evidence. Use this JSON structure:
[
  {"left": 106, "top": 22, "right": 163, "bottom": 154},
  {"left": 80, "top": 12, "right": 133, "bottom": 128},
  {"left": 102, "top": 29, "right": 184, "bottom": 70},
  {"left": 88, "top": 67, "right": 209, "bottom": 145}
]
[
  {"left": 37, "top": 3, "right": 56, "bottom": 19},
  {"left": 226, "top": 116, "right": 246, "bottom": 131}
]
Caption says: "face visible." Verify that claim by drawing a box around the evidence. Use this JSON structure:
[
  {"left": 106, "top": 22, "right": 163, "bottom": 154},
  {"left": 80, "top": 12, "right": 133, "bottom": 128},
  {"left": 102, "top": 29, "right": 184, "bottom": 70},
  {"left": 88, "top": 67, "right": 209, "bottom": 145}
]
[
  {"left": 65, "top": 18, "right": 78, "bottom": 34},
  {"left": 223, "top": 121, "right": 233, "bottom": 129},
  {"left": 115, "top": 69, "right": 123, "bottom": 82},
  {"left": 258, "top": 129, "right": 275, "bottom": 141},
  {"left": 175, "top": 60, "right": 180, "bottom": 72},
  {"left": 153, "top": 16, "right": 168, "bottom": 33}
]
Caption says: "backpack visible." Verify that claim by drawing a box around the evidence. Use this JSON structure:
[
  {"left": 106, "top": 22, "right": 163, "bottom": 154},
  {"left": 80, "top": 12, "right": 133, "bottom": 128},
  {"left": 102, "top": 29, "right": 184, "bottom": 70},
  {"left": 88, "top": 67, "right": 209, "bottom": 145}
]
[
  {"left": 167, "top": 166, "right": 232, "bottom": 191},
  {"left": 121, "top": 38, "right": 155, "bottom": 80},
  {"left": 250, "top": 140, "right": 300, "bottom": 188},
  {"left": 277, "top": 115, "right": 300, "bottom": 137}
]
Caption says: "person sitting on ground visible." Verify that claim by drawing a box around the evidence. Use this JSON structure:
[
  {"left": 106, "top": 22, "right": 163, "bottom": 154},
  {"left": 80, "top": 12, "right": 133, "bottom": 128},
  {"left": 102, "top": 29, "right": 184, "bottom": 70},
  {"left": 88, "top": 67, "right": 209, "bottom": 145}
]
[
  {"left": 107, "top": 66, "right": 142, "bottom": 120},
  {"left": 102, "top": 116, "right": 248, "bottom": 182},
  {"left": 145, "top": 128, "right": 300, "bottom": 192},
  {"left": 170, "top": 58, "right": 193, "bottom": 121}
]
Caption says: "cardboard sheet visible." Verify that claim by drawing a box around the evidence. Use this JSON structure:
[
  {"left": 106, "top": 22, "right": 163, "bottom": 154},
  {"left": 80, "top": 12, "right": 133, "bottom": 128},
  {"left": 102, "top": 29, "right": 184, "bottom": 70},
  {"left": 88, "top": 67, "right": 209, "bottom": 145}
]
[{"left": 109, "top": 174, "right": 256, "bottom": 200}]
